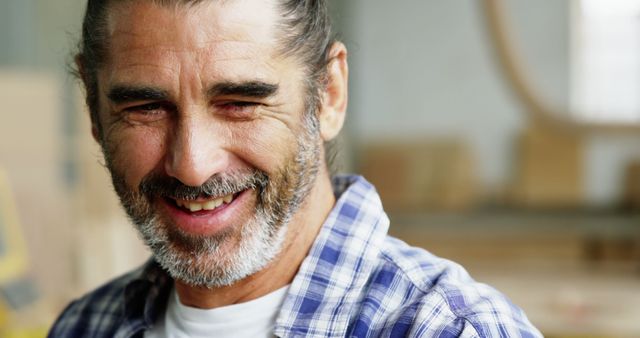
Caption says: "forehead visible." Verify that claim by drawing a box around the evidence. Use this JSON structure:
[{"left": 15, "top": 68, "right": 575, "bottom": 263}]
[
  {"left": 106, "top": 0, "right": 281, "bottom": 48},
  {"left": 103, "top": 0, "right": 286, "bottom": 83}
]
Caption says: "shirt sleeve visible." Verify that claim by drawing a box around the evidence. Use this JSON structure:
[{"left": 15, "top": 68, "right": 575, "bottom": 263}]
[
  {"left": 47, "top": 299, "right": 83, "bottom": 338},
  {"left": 407, "top": 285, "right": 543, "bottom": 338}
]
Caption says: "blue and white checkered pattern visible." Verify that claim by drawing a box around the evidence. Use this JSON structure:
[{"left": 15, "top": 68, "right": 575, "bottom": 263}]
[{"left": 48, "top": 175, "right": 542, "bottom": 338}]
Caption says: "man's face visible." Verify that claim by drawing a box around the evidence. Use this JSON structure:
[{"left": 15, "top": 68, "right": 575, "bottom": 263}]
[{"left": 95, "top": 0, "right": 322, "bottom": 287}]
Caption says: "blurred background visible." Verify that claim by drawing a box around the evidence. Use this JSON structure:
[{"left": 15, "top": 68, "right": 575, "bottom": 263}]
[{"left": 1, "top": 0, "right": 640, "bottom": 336}]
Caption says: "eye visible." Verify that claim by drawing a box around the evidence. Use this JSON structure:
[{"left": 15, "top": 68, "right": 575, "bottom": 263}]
[
  {"left": 215, "top": 101, "right": 259, "bottom": 119},
  {"left": 123, "top": 102, "right": 171, "bottom": 123}
]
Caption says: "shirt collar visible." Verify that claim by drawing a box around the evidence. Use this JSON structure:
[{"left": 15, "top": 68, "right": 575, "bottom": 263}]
[
  {"left": 274, "top": 175, "right": 390, "bottom": 337},
  {"left": 118, "top": 260, "right": 172, "bottom": 337}
]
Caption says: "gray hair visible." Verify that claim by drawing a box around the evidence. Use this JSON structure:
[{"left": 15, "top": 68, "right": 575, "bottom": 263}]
[{"left": 74, "top": 0, "right": 335, "bottom": 130}]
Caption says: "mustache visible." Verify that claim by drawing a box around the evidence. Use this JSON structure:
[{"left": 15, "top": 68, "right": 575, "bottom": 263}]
[{"left": 139, "top": 169, "right": 269, "bottom": 201}]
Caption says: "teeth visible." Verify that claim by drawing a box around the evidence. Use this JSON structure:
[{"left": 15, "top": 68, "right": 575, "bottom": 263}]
[
  {"left": 203, "top": 200, "right": 216, "bottom": 210},
  {"left": 214, "top": 198, "right": 224, "bottom": 208},
  {"left": 176, "top": 193, "right": 235, "bottom": 212},
  {"left": 189, "top": 203, "right": 203, "bottom": 212},
  {"left": 203, "top": 198, "right": 223, "bottom": 210}
]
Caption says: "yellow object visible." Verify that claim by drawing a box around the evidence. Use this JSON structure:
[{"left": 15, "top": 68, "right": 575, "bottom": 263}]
[
  {"left": 0, "top": 301, "right": 7, "bottom": 328},
  {"left": 1, "top": 327, "right": 48, "bottom": 338},
  {"left": 0, "top": 168, "right": 47, "bottom": 337},
  {"left": 0, "top": 168, "right": 29, "bottom": 283},
  {"left": 0, "top": 301, "right": 47, "bottom": 338}
]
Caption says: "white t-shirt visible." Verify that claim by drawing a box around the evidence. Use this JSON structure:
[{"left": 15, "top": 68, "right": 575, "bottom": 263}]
[{"left": 145, "top": 285, "right": 290, "bottom": 338}]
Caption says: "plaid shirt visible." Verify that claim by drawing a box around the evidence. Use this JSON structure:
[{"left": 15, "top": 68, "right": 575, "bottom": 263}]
[{"left": 49, "top": 175, "right": 542, "bottom": 338}]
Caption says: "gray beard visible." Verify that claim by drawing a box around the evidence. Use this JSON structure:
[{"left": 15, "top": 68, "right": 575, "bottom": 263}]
[
  {"left": 137, "top": 206, "right": 288, "bottom": 288},
  {"left": 104, "top": 110, "right": 322, "bottom": 288}
]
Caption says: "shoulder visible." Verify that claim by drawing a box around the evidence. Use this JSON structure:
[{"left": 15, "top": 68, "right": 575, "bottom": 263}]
[
  {"left": 355, "top": 236, "right": 542, "bottom": 337},
  {"left": 47, "top": 265, "right": 146, "bottom": 338}
]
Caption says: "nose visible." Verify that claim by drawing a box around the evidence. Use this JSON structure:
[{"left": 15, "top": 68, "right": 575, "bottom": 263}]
[{"left": 164, "top": 113, "right": 228, "bottom": 187}]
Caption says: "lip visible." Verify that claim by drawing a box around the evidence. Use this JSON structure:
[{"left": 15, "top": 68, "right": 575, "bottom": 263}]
[{"left": 158, "top": 189, "right": 253, "bottom": 236}]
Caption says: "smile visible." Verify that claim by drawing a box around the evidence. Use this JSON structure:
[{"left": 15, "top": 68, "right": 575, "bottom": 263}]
[
  {"left": 173, "top": 193, "right": 237, "bottom": 212},
  {"left": 158, "top": 189, "right": 252, "bottom": 236}
]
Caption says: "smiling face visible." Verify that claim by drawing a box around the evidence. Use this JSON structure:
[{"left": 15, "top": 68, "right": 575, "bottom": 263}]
[{"left": 94, "top": 0, "right": 328, "bottom": 287}]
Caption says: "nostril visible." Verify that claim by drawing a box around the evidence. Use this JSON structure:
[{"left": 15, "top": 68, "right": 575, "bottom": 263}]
[{"left": 164, "top": 145, "right": 230, "bottom": 188}]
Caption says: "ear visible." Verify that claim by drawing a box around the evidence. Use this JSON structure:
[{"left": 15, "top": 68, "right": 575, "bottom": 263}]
[
  {"left": 318, "top": 42, "right": 348, "bottom": 141},
  {"left": 75, "top": 54, "right": 102, "bottom": 143},
  {"left": 91, "top": 124, "right": 100, "bottom": 143}
]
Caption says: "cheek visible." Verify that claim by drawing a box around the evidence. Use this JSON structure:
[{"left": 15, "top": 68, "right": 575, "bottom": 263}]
[
  {"left": 106, "top": 128, "right": 166, "bottom": 188},
  {"left": 228, "top": 121, "right": 298, "bottom": 172}
]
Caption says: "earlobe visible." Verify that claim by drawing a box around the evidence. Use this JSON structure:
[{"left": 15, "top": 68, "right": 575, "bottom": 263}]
[
  {"left": 319, "top": 42, "right": 348, "bottom": 141},
  {"left": 91, "top": 124, "right": 100, "bottom": 143}
]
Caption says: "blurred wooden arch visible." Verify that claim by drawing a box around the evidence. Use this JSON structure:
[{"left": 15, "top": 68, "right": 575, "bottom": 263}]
[{"left": 482, "top": 0, "right": 640, "bottom": 134}]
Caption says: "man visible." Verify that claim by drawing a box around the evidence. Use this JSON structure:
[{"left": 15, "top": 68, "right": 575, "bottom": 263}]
[{"left": 49, "top": 0, "right": 542, "bottom": 337}]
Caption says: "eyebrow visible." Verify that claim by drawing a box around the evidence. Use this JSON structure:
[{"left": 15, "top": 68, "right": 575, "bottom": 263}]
[
  {"left": 107, "top": 85, "right": 170, "bottom": 104},
  {"left": 207, "top": 81, "right": 279, "bottom": 98},
  {"left": 106, "top": 81, "right": 279, "bottom": 105}
]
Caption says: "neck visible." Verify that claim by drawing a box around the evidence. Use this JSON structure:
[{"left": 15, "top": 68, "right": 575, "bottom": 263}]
[{"left": 175, "top": 171, "right": 335, "bottom": 309}]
